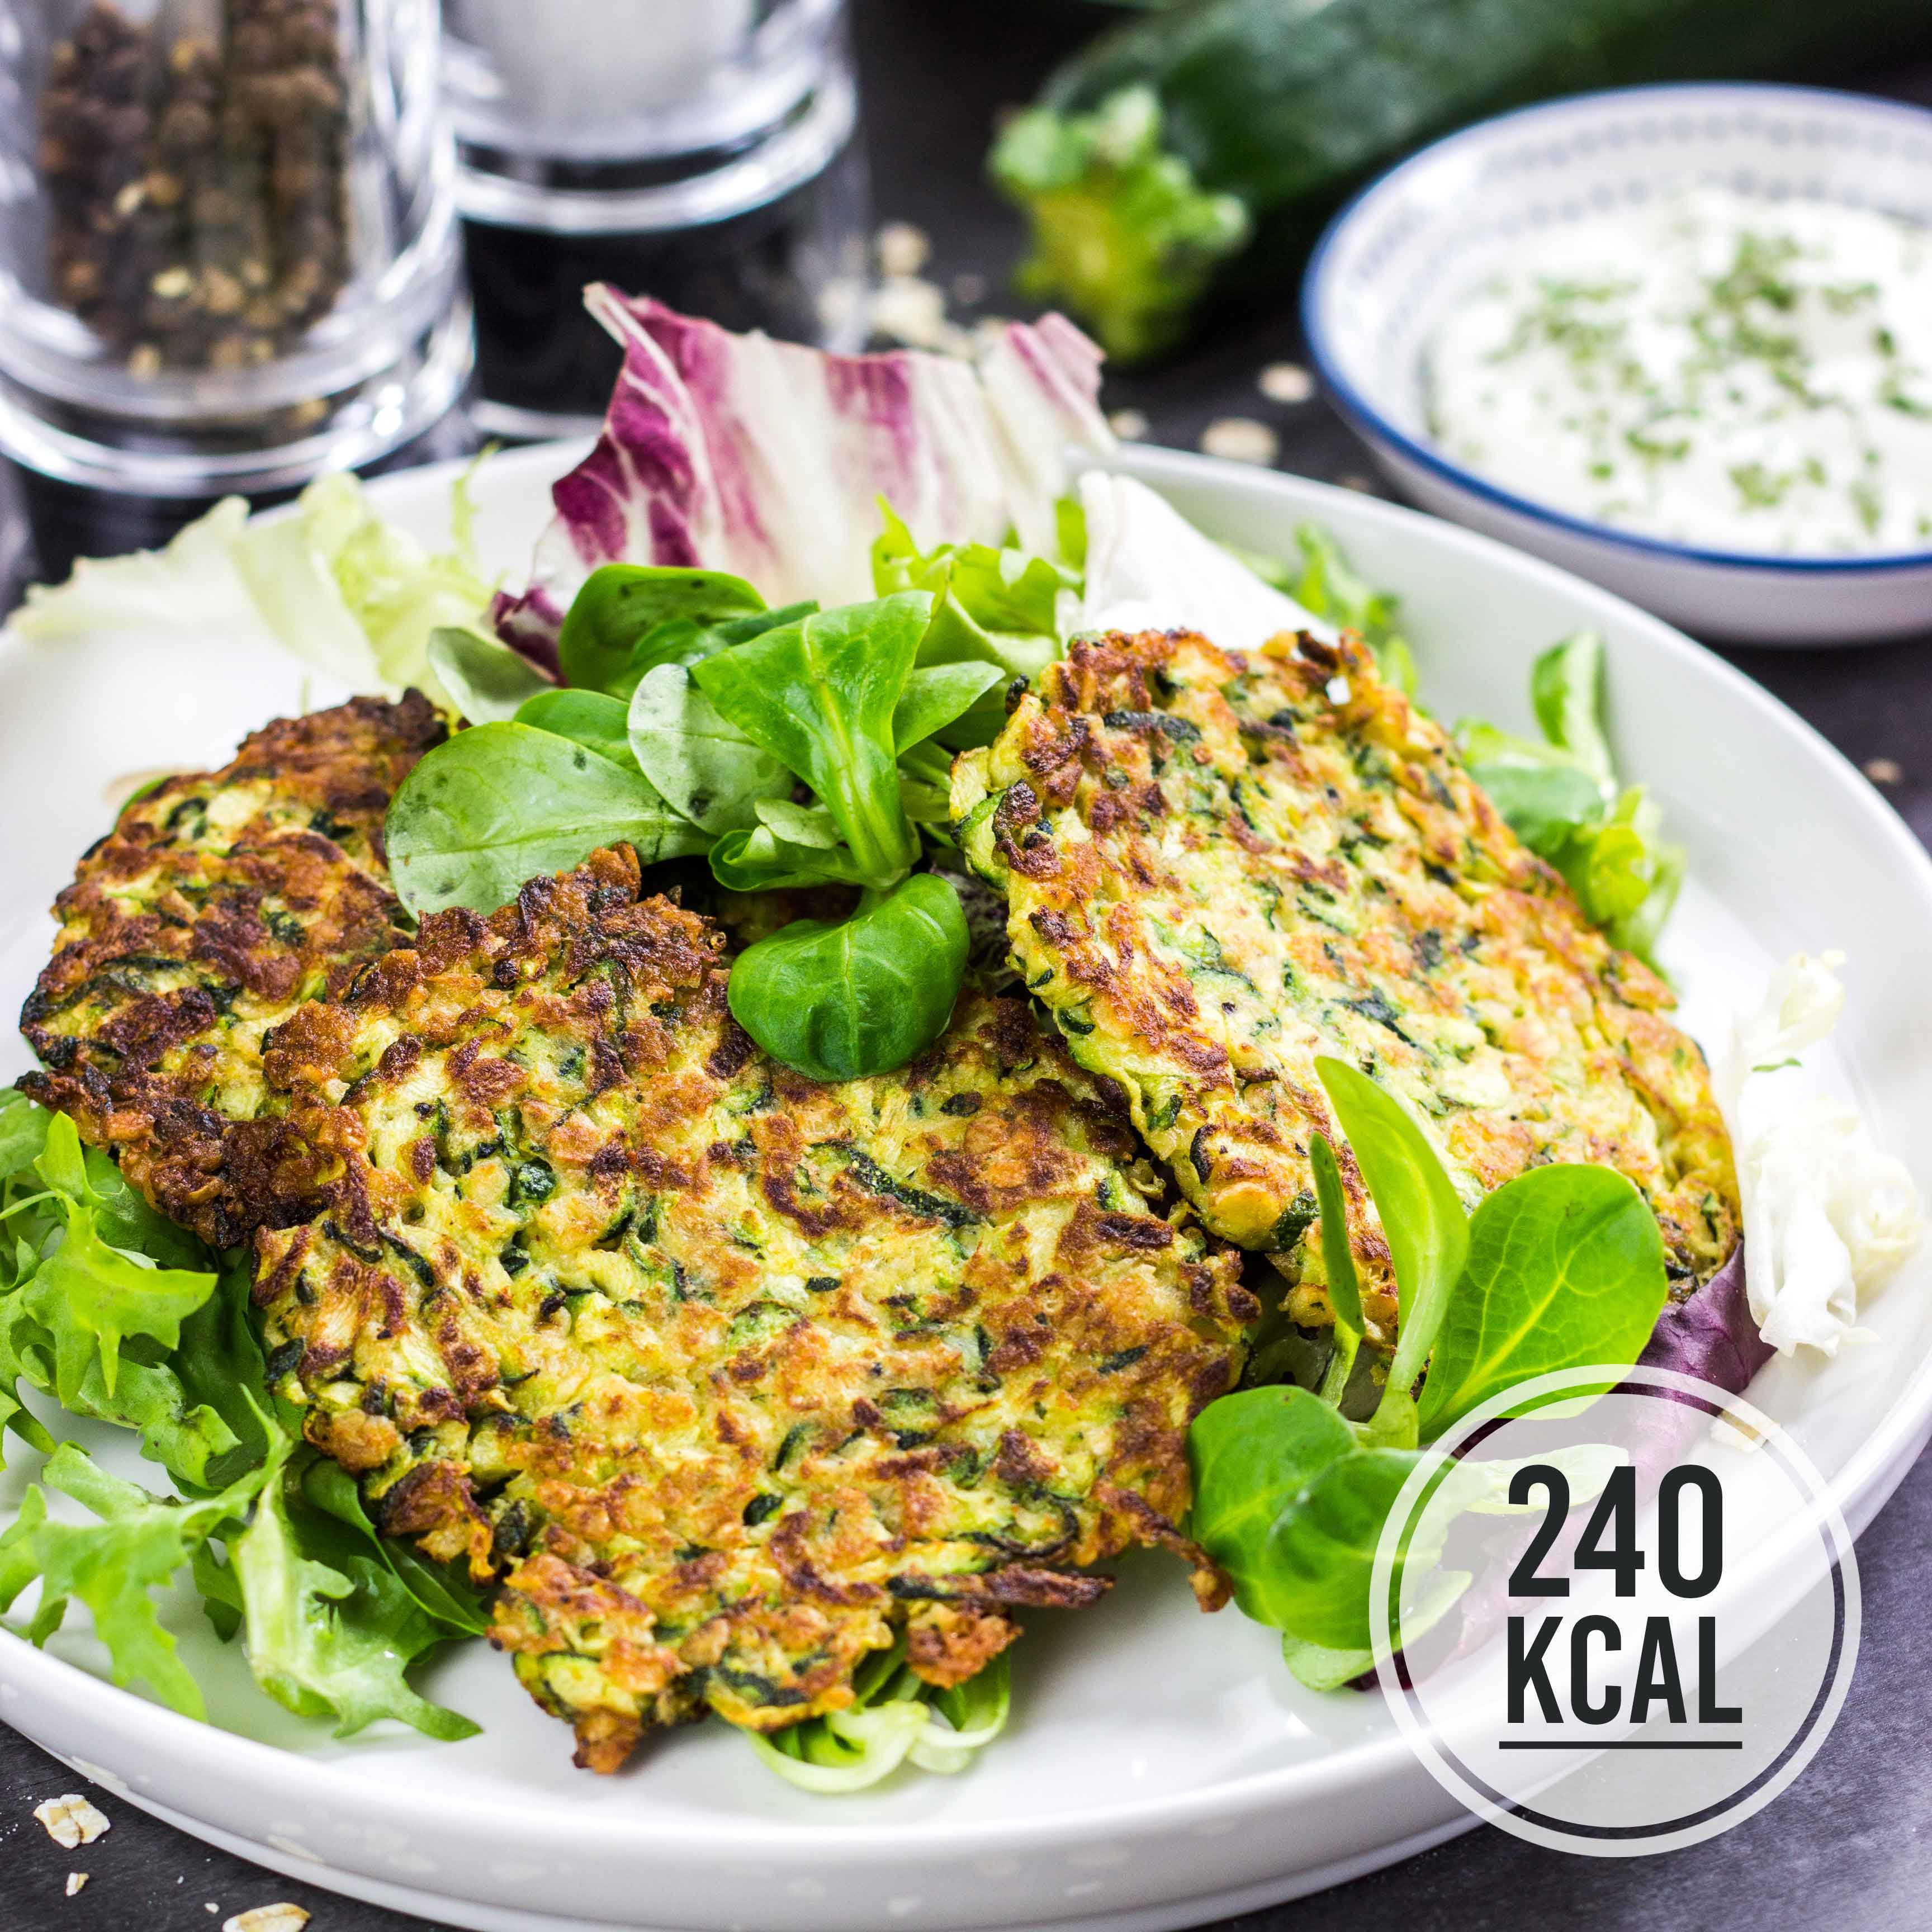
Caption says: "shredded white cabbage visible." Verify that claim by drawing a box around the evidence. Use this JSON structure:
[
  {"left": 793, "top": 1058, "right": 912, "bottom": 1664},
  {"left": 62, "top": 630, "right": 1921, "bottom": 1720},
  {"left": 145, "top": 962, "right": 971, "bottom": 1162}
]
[
  {"left": 1077, "top": 472, "right": 1331, "bottom": 649},
  {"left": 1726, "top": 952, "right": 1924, "bottom": 1357}
]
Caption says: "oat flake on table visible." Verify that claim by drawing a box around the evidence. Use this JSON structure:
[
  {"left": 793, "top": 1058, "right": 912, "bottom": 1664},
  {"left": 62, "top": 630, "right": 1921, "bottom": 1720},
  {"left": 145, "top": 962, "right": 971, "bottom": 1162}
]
[
  {"left": 33, "top": 1795, "right": 110, "bottom": 1849},
  {"left": 1199, "top": 416, "right": 1280, "bottom": 466},
  {"left": 222, "top": 1906, "right": 310, "bottom": 1932}
]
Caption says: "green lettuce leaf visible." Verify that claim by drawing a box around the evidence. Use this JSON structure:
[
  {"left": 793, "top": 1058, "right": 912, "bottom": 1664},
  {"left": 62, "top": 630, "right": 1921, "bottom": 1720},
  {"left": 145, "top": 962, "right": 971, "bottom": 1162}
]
[
  {"left": 1457, "top": 631, "right": 1683, "bottom": 966},
  {"left": 226, "top": 1425, "right": 480, "bottom": 1741},
  {"left": 11, "top": 466, "right": 494, "bottom": 704},
  {"left": 871, "top": 501, "right": 1074, "bottom": 748},
  {"left": 0, "top": 1441, "right": 267, "bottom": 1718}
]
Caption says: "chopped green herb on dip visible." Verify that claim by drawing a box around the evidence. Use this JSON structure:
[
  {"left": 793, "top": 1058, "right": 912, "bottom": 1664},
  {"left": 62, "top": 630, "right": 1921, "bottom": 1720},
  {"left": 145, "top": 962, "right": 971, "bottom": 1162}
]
[{"left": 1426, "top": 188, "right": 1932, "bottom": 556}]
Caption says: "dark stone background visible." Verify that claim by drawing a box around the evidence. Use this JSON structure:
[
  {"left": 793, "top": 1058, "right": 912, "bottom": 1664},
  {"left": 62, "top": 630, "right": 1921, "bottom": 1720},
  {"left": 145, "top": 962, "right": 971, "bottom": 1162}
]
[{"left": 4, "top": 3, "right": 1930, "bottom": 1927}]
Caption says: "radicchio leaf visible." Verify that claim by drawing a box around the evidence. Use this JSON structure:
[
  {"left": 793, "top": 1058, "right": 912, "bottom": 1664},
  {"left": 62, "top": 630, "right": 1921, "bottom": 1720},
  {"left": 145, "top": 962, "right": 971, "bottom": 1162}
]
[
  {"left": 1636, "top": 1244, "right": 1771, "bottom": 1401},
  {"left": 494, "top": 290, "right": 1112, "bottom": 669}
]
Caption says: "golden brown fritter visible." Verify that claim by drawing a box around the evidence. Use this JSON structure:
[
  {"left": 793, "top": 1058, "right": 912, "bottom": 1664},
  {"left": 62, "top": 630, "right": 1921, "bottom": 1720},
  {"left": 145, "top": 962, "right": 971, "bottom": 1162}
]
[
  {"left": 253, "top": 848, "right": 1252, "bottom": 1772},
  {"left": 18, "top": 694, "right": 445, "bottom": 1246},
  {"left": 953, "top": 628, "right": 1739, "bottom": 1343}
]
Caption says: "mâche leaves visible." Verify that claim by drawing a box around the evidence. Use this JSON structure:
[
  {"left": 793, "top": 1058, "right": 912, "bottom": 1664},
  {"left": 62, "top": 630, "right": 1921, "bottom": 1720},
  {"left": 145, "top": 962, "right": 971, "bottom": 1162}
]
[
  {"left": 1314, "top": 1058, "right": 1467, "bottom": 1401},
  {"left": 1190, "top": 1384, "right": 1357, "bottom": 1592},
  {"left": 1416, "top": 1163, "right": 1668, "bottom": 1439},
  {"left": 428, "top": 625, "right": 553, "bottom": 724},
  {"left": 513, "top": 689, "right": 637, "bottom": 769},
  {"left": 386, "top": 721, "right": 711, "bottom": 916},
  {"left": 1309, "top": 1131, "right": 1363, "bottom": 1403},
  {"left": 627, "top": 664, "right": 792, "bottom": 835},
  {"left": 727, "top": 875, "right": 969, "bottom": 1081},
  {"left": 872, "top": 504, "right": 1071, "bottom": 749},
  {"left": 557, "top": 564, "right": 767, "bottom": 697},
  {"left": 1188, "top": 1384, "right": 1420, "bottom": 1651},
  {"left": 693, "top": 594, "right": 930, "bottom": 886},
  {"left": 1192, "top": 1055, "right": 1691, "bottom": 1687},
  {"left": 709, "top": 826, "right": 873, "bottom": 894},
  {"left": 1259, "top": 1446, "right": 1424, "bottom": 1652},
  {"left": 893, "top": 662, "right": 1005, "bottom": 755}
]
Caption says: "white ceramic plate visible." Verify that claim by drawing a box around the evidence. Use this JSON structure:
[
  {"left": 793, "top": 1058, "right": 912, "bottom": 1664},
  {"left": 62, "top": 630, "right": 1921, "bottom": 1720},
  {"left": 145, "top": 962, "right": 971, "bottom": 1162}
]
[
  {"left": 1303, "top": 83, "right": 1932, "bottom": 646},
  {"left": 2, "top": 441, "right": 1930, "bottom": 1932}
]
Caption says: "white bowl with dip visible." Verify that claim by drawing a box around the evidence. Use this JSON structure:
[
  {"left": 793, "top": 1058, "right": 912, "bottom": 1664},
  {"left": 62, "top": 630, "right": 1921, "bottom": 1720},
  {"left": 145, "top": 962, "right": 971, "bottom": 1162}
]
[{"left": 1302, "top": 83, "right": 1932, "bottom": 646}]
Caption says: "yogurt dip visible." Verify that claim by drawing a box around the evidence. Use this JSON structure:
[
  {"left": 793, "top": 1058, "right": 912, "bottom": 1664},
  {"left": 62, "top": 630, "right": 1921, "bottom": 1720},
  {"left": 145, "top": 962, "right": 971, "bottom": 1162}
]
[{"left": 1426, "top": 187, "right": 1932, "bottom": 555}]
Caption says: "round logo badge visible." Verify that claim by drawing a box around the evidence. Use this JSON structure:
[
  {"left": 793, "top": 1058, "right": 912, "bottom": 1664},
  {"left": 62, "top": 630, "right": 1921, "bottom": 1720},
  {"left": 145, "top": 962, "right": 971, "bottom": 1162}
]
[{"left": 1370, "top": 1365, "right": 1858, "bottom": 1856}]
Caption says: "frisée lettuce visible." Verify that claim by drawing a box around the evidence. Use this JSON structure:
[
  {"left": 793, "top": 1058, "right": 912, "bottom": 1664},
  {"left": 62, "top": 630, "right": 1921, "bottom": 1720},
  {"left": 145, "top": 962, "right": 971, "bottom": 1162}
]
[{"left": 0, "top": 1087, "right": 482, "bottom": 1740}]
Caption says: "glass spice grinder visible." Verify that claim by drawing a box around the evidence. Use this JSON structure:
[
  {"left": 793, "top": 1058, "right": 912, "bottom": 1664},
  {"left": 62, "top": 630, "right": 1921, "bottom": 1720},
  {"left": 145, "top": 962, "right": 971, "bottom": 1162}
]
[
  {"left": 0, "top": 0, "right": 469, "bottom": 509},
  {"left": 444, "top": 0, "right": 869, "bottom": 441}
]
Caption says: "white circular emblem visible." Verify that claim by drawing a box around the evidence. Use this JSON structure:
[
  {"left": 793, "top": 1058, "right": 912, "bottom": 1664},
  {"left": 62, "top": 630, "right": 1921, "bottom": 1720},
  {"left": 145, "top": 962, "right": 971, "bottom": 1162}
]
[{"left": 1371, "top": 1365, "right": 1858, "bottom": 1855}]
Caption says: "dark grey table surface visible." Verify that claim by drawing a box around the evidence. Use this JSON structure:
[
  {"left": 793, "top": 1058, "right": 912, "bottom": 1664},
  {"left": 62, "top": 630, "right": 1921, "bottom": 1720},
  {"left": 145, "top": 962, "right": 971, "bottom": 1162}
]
[{"left": 6, "top": 4, "right": 1932, "bottom": 1929}]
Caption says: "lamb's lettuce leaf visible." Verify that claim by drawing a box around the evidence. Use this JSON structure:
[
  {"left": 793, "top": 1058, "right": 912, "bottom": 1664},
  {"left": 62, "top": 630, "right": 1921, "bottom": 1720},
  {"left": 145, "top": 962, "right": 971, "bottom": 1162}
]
[
  {"left": 385, "top": 720, "right": 711, "bottom": 917},
  {"left": 871, "top": 503, "right": 1072, "bottom": 749}
]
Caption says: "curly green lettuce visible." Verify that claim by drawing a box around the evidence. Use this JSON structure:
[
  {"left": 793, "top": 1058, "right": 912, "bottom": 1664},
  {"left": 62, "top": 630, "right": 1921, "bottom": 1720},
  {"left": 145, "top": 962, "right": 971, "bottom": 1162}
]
[{"left": 0, "top": 1088, "right": 481, "bottom": 1740}]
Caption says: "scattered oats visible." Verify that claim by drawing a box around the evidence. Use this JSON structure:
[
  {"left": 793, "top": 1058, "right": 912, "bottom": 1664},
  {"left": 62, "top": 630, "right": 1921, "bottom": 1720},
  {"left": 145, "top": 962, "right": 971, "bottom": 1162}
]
[
  {"left": 66, "top": 1873, "right": 88, "bottom": 1897},
  {"left": 815, "top": 275, "right": 865, "bottom": 335},
  {"left": 1258, "top": 361, "right": 1313, "bottom": 404},
  {"left": 1338, "top": 473, "right": 1379, "bottom": 493},
  {"left": 222, "top": 1907, "right": 310, "bottom": 1932},
  {"left": 1325, "top": 675, "right": 1352, "bottom": 705},
  {"left": 207, "top": 1908, "right": 221, "bottom": 1916},
  {"left": 951, "top": 271, "right": 987, "bottom": 304},
  {"left": 34, "top": 1796, "right": 110, "bottom": 1850},
  {"left": 1199, "top": 416, "right": 1279, "bottom": 467},
  {"left": 1107, "top": 408, "right": 1149, "bottom": 442},
  {"left": 870, "top": 276, "right": 973, "bottom": 356},
  {"left": 1864, "top": 757, "right": 1903, "bottom": 785},
  {"left": 875, "top": 221, "right": 931, "bottom": 280}
]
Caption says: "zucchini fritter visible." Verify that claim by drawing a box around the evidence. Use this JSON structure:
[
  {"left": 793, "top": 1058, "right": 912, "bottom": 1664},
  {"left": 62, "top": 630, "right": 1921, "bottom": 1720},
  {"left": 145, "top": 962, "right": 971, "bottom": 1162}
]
[
  {"left": 953, "top": 628, "right": 1739, "bottom": 1341},
  {"left": 18, "top": 694, "right": 444, "bottom": 1246},
  {"left": 253, "top": 847, "right": 1252, "bottom": 1772}
]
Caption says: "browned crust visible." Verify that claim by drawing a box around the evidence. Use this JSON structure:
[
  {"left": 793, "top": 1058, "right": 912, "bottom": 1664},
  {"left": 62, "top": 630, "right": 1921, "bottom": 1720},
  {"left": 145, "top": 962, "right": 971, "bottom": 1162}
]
[
  {"left": 18, "top": 693, "right": 444, "bottom": 1245},
  {"left": 960, "top": 627, "right": 1740, "bottom": 1334},
  {"left": 252, "top": 848, "right": 1251, "bottom": 1769}
]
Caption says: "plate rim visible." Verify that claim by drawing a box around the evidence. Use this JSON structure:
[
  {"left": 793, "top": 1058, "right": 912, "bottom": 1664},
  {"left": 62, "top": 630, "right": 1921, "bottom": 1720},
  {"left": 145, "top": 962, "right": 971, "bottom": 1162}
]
[{"left": 2, "top": 436, "right": 1930, "bottom": 1877}]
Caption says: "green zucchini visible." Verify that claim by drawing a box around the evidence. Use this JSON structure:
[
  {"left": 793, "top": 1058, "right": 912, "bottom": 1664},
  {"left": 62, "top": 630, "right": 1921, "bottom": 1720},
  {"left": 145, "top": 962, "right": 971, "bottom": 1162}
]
[{"left": 989, "top": 0, "right": 1932, "bottom": 362}]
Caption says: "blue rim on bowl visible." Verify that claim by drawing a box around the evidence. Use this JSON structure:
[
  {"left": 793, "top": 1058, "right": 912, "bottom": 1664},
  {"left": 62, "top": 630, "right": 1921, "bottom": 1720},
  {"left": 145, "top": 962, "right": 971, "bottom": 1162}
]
[{"left": 1300, "top": 80, "right": 1932, "bottom": 579}]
